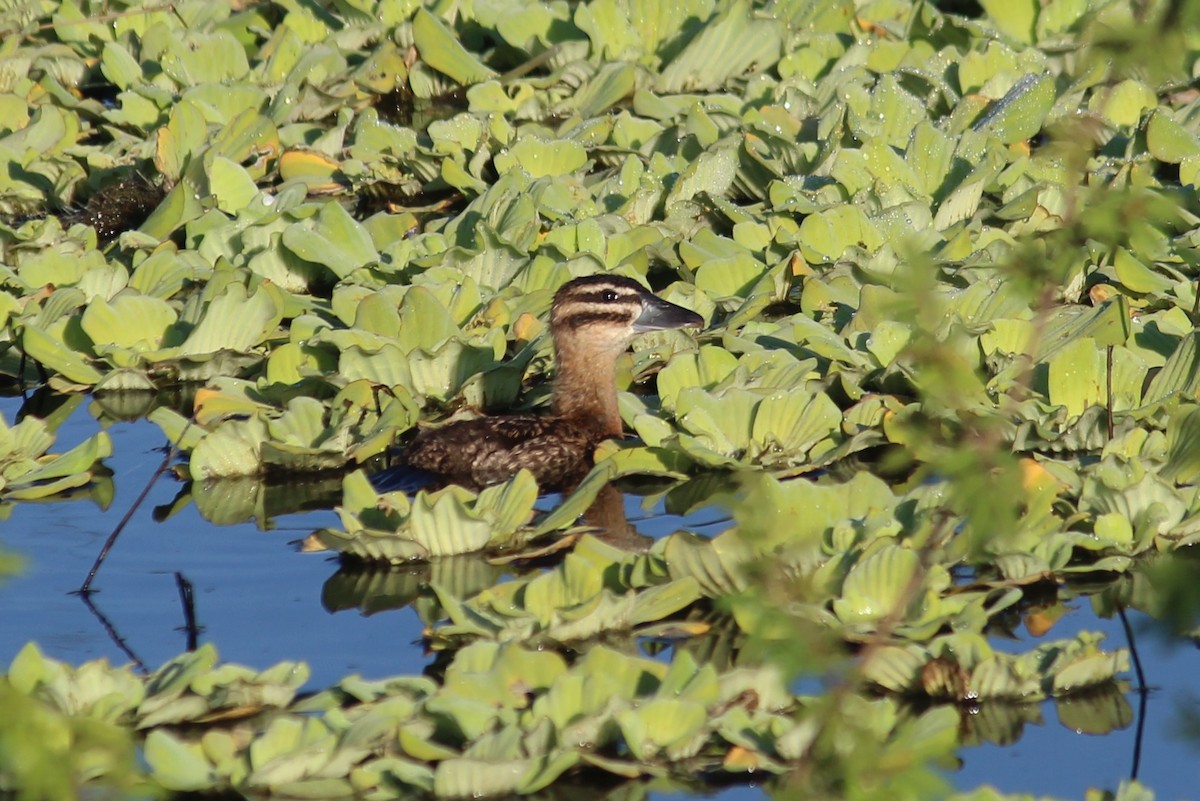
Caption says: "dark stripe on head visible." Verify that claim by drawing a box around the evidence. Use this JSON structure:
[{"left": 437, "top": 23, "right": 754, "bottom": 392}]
[{"left": 559, "top": 311, "right": 632, "bottom": 329}]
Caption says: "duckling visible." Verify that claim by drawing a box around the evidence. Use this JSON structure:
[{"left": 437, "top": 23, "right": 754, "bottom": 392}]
[{"left": 404, "top": 274, "right": 703, "bottom": 489}]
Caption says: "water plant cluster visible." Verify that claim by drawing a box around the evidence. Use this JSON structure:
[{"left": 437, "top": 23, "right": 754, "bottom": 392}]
[{"left": 2, "top": 0, "right": 1199, "bottom": 798}]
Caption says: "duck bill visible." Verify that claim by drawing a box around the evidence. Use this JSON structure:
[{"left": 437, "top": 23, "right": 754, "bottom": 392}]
[{"left": 631, "top": 294, "right": 705, "bottom": 332}]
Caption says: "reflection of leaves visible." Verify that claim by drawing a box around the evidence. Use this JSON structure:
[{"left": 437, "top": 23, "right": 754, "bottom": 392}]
[
  {"left": 323, "top": 565, "right": 428, "bottom": 615},
  {"left": 1055, "top": 683, "right": 1134, "bottom": 736},
  {"left": 155, "top": 475, "right": 344, "bottom": 528},
  {"left": 957, "top": 700, "right": 1043, "bottom": 747},
  {"left": 322, "top": 555, "right": 505, "bottom": 620}
]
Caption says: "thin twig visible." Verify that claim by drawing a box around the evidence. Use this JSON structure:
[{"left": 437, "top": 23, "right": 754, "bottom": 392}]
[
  {"left": 76, "top": 424, "right": 190, "bottom": 595},
  {"left": 174, "top": 572, "right": 201, "bottom": 651},
  {"left": 1117, "top": 604, "right": 1148, "bottom": 781},
  {"left": 79, "top": 592, "right": 149, "bottom": 675}
]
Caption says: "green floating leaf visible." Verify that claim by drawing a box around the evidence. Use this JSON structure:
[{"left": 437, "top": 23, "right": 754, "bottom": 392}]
[
  {"left": 189, "top": 419, "right": 266, "bottom": 480},
  {"left": 979, "top": 0, "right": 1037, "bottom": 43},
  {"left": 140, "top": 179, "right": 206, "bottom": 241},
  {"left": 409, "top": 488, "right": 492, "bottom": 557},
  {"left": 161, "top": 30, "right": 249, "bottom": 85},
  {"left": 1146, "top": 109, "right": 1200, "bottom": 163},
  {"left": 674, "top": 387, "right": 758, "bottom": 462},
  {"left": 665, "top": 146, "right": 738, "bottom": 207},
  {"left": 798, "top": 205, "right": 883, "bottom": 263},
  {"left": 1091, "top": 79, "right": 1155, "bottom": 128},
  {"left": 206, "top": 156, "right": 259, "bottom": 214},
  {"left": 100, "top": 41, "right": 143, "bottom": 90},
  {"left": 208, "top": 107, "right": 279, "bottom": 167},
  {"left": 1037, "top": 297, "right": 1130, "bottom": 361},
  {"left": 177, "top": 283, "right": 284, "bottom": 357},
  {"left": 1047, "top": 336, "right": 1105, "bottom": 418},
  {"left": 663, "top": 530, "right": 750, "bottom": 597},
  {"left": 617, "top": 698, "right": 708, "bottom": 760},
  {"left": 833, "top": 544, "right": 920, "bottom": 624},
  {"left": 1050, "top": 647, "right": 1129, "bottom": 693},
  {"left": 413, "top": 8, "right": 497, "bottom": 85},
  {"left": 1080, "top": 465, "right": 1184, "bottom": 548},
  {"left": 1164, "top": 405, "right": 1200, "bottom": 484},
  {"left": 532, "top": 461, "right": 616, "bottom": 536},
  {"left": 571, "top": 62, "right": 636, "bottom": 117},
  {"left": 856, "top": 75, "right": 927, "bottom": 150},
  {"left": 81, "top": 294, "right": 178, "bottom": 352},
  {"left": 144, "top": 730, "right": 216, "bottom": 792},
  {"left": 656, "top": 0, "right": 782, "bottom": 92},
  {"left": 1113, "top": 247, "right": 1172, "bottom": 294},
  {"left": 494, "top": 138, "right": 588, "bottom": 179},
  {"left": 281, "top": 202, "right": 379, "bottom": 278},
  {"left": 147, "top": 407, "right": 205, "bottom": 452},
  {"left": 408, "top": 339, "right": 499, "bottom": 402},
  {"left": 1144, "top": 332, "right": 1200, "bottom": 406},
  {"left": 315, "top": 470, "right": 540, "bottom": 563},
  {"left": 972, "top": 72, "right": 1055, "bottom": 144},
  {"left": 155, "top": 100, "right": 207, "bottom": 182},
  {"left": 861, "top": 646, "right": 926, "bottom": 694},
  {"left": 750, "top": 390, "right": 842, "bottom": 459},
  {"left": 631, "top": 576, "right": 702, "bottom": 626},
  {"left": 21, "top": 325, "right": 103, "bottom": 385},
  {"left": 8, "top": 430, "right": 112, "bottom": 498},
  {"left": 432, "top": 757, "right": 541, "bottom": 797},
  {"left": 657, "top": 345, "right": 739, "bottom": 412}
]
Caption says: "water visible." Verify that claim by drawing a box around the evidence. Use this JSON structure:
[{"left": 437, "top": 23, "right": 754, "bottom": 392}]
[
  {"left": 1, "top": 397, "right": 1198, "bottom": 799},
  {"left": 954, "top": 611, "right": 1200, "bottom": 799},
  {"left": 0, "top": 398, "right": 431, "bottom": 687}
]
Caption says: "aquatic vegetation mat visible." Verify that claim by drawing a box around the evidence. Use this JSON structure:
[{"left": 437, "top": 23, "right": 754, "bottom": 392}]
[
  {"left": 0, "top": 407, "right": 110, "bottom": 503},
  {"left": 3, "top": 0, "right": 1200, "bottom": 798}
]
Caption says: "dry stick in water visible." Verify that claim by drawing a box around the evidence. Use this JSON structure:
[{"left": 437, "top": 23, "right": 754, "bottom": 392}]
[
  {"left": 77, "top": 424, "right": 191, "bottom": 595},
  {"left": 78, "top": 592, "right": 149, "bottom": 675},
  {"left": 1117, "top": 604, "right": 1149, "bottom": 782},
  {"left": 174, "top": 572, "right": 202, "bottom": 652}
]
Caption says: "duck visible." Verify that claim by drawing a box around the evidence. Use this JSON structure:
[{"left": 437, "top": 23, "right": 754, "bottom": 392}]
[{"left": 403, "top": 274, "right": 703, "bottom": 489}]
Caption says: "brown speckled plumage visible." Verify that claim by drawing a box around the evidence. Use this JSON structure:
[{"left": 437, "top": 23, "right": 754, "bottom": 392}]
[{"left": 404, "top": 275, "right": 703, "bottom": 489}]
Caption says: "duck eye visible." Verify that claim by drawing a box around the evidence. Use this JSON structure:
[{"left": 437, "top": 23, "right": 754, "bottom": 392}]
[{"left": 602, "top": 290, "right": 619, "bottom": 302}]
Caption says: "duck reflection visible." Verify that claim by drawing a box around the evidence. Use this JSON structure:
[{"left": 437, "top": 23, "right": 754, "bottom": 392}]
[{"left": 580, "top": 483, "right": 652, "bottom": 552}]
